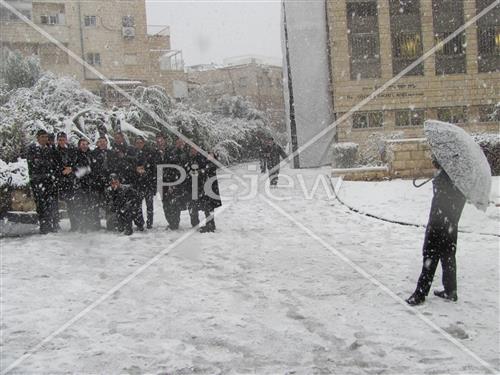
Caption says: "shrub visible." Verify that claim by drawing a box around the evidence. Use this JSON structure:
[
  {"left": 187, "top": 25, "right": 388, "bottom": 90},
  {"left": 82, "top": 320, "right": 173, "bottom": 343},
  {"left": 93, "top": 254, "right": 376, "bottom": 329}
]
[
  {"left": 332, "top": 142, "right": 359, "bottom": 168},
  {"left": 473, "top": 133, "right": 500, "bottom": 176}
]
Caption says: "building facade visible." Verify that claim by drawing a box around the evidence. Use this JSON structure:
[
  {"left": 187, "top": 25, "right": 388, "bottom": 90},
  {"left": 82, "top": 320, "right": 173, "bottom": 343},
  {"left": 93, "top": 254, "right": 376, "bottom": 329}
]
[
  {"left": 329, "top": 0, "right": 499, "bottom": 150},
  {"left": 0, "top": 0, "right": 186, "bottom": 104},
  {"left": 283, "top": 0, "right": 499, "bottom": 167},
  {"left": 187, "top": 58, "right": 286, "bottom": 131}
]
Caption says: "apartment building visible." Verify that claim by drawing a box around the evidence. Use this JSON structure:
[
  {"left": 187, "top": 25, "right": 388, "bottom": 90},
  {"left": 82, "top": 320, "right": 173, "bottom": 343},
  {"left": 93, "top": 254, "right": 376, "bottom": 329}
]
[
  {"left": 187, "top": 57, "right": 286, "bottom": 131},
  {"left": 0, "top": 0, "right": 186, "bottom": 104}
]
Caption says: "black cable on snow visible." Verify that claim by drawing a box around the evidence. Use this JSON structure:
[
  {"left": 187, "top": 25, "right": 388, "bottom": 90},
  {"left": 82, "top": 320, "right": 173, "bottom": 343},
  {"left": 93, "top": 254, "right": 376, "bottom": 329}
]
[{"left": 328, "top": 178, "right": 500, "bottom": 239}]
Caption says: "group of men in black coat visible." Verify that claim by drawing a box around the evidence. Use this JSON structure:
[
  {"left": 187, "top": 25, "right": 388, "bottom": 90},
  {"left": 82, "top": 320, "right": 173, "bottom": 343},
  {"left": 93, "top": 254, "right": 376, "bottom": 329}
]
[{"left": 26, "top": 130, "right": 222, "bottom": 236}]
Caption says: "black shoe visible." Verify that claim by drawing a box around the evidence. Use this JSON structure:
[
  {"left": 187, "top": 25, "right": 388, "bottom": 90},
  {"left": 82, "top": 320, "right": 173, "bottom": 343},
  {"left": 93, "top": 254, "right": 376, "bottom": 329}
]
[
  {"left": 147, "top": 223, "right": 152, "bottom": 229},
  {"left": 434, "top": 290, "right": 458, "bottom": 302},
  {"left": 136, "top": 225, "right": 144, "bottom": 232},
  {"left": 199, "top": 225, "right": 215, "bottom": 233},
  {"left": 406, "top": 293, "right": 425, "bottom": 306},
  {"left": 166, "top": 225, "right": 179, "bottom": 230}
]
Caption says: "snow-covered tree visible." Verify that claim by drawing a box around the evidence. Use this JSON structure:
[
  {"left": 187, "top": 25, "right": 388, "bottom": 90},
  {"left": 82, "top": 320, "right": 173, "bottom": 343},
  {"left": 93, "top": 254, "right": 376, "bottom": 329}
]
[{"left": 0, "top": 48, "right": 41, "bottom": 91}]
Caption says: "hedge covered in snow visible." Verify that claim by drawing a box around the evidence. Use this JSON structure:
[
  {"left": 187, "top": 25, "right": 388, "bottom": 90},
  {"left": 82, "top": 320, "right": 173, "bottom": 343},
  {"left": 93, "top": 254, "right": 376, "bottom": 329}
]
[{"left": 473, "top": 133, "right": 500, "bottom": 176}]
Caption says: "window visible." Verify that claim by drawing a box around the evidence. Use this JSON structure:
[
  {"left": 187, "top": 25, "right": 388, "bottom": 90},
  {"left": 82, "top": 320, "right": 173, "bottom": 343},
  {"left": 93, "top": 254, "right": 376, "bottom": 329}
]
[
  {"left": 40, "top": 14, "right": 59, "bottom": 25},
  {"left": 347, "top": 1, "right": 381, "bottom": 80},
  {"left": 395, "top": 109, "right": 425, "bottom": 127},
  {"left": 86, "top": 53, "right": 101, "bottom": 66},
  {"left": 390, "top": 0, "right": 424, "bottom": 76},
  {"left": 437, "top": 107, "right": 468, "bottom": 124},
  {"left": 432, "top": 0, "right": 466, "bottom": 74},
  {"left": 389, "top": 0, "right": 420, "bottom": 15},
  {"left": 351, "top": 34, "right": 379, "bottom": 59},
  {"left": 84, "top": 15, "right": 96, "bottom": 27},
  {"left": 478, "top": 105, "right": 500, "bottom": 122},
  {"left": 394, "top": 33, "right": 421, "bottom": 59},
  {"left": 476, "top": 0, "right": 500, "bottom": 72},
  {"left": 435, "top": 33, "right": 466, "bottom": 56},
  {"left": 239, "top": 77, "right": 248, "bottom": 88},
  {"left": 352, "top": 111, "right": 384, "bottom": 129},
  {"left": 122, "top": 15, "right": 135, "bottom": 27}
]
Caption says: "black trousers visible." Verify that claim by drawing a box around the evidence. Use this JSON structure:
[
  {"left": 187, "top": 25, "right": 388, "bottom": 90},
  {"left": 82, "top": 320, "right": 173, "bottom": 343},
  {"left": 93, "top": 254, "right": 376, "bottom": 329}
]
[
  {"left": 189, "top": 202, "right": 215, "bottom": 229},
  {"left": 32, "top": 185, "right": 58, "bottom": 234},
  {"left": 73, "top": 189, "right": 93, "bottom": 232},
  {"left": 414, "top": 225, "right": 458, "bottom": 297}
]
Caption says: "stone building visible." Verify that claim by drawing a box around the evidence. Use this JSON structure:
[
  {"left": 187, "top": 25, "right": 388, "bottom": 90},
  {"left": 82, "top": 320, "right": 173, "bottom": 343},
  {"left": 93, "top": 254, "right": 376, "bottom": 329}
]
[
  {"left": 282, "top": 0, "right": 500, "bottom": 168},
  {"left": 187, "top": 57, "right": 286, "bottom": 131},
  {"left": 0, "top": 0, "right": 186, "bottom": 105}
]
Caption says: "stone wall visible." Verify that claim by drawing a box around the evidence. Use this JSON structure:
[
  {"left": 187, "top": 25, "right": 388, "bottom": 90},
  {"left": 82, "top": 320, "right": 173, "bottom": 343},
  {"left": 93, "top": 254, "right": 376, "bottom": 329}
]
[{"left": 386, "top": 138, "right": 434, "bottom": 179}]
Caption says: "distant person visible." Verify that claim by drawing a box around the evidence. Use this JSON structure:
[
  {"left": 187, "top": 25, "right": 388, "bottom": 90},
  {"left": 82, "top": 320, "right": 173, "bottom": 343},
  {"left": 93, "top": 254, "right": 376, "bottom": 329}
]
[
  {"left": 26, "top": 129, "right": 59, "bottom": 234},
  {"left": 260, "top": 137, "right": 287, "bottom": 187},
  {"left": 406, "top": 157, "right": 466, "bottom": 306}
]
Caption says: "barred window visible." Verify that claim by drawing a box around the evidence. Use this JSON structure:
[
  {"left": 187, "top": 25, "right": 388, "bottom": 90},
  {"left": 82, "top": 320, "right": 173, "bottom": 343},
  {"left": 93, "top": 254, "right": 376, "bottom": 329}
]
[
  {"left": 86, "top": 52, "right": 101, "bottom": 66},
  {"left": 435, "top": 33, "right": 466, "bottom": 56},
  {"left": 433, "top": 0, "right": 466, "bottom": 74},
  {"left": 437, "top": 107, "right": 468, "bottom": 124},
  {"left": 347, "top": 1, "right": 381, "bottom": 80},
  {"left": 394, "top": 33, "right": 421, "bottom": 59},
  {"left": 351, "top": 34, "right": 379, "bottom": 59},
  {"left": 122, "top": 15, "right": 135, "bottom": 27},
  {"left": 84, "top": 15, "right": 96, "bottom": 27},
  {"left": 389, "top": 0, "right": 420, "bottom": 15},
  {"left": 476, "top": 0, "right": 500, "bottom": 74},
  {"left": 353, "top": 111, "right": 384, "bottom": 129},
  {"left": 395, "top": 109, "right": 425, "bottom": 127}
]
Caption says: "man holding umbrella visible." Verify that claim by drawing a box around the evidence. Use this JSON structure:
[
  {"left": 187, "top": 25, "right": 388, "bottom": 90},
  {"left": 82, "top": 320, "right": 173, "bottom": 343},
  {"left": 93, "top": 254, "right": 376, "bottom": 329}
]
[{"left": 406, "top": 120, "right": 492, "bottom": 306}]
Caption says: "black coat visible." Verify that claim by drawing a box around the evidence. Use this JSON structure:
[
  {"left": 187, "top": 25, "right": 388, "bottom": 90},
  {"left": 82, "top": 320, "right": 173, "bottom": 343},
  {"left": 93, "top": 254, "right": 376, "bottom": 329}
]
[
  {"left": 133, "top": 147, "right": 156, "bottom": 195},
  {"left": 162, "top": 146, "right": 191, "bottom": 209},
  {"left": 55, "top": 145, "right": 77, "bottom": 199},
  {"left": 110, "top": 143, "right": 136, "bottom": 184},
  {"left": 90, "top": 148, "right": 114, "bottom": 193},
  {"left": 260, "top": 143, "right": 287, "bottom": 171},
  {"left": 106, "top": 184, "right": 141, "bottom": 220},
  {"left": 195, "top": 154, "right": 222, "bottom": 212},
  {"left": 423, "top": 169, "right": 466, "bottom": 254},
  {"left": 26, "top": 143, "right": 58, "bottom": 194}
]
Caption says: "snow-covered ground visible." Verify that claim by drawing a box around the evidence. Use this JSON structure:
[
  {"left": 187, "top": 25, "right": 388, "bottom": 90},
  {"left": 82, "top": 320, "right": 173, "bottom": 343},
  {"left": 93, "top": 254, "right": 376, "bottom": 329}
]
[{"left": 1, "top": 163, "right": 498, "bottom": 374}]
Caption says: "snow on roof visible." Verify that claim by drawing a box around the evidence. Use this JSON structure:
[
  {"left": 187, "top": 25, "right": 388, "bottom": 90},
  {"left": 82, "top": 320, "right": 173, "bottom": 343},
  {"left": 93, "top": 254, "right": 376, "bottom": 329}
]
[
  {"left": 102, "top": 81, "right": 143, "bottom": 86},
  {"left": 386, "top": 138, "right": 426, "bottom": 144}
]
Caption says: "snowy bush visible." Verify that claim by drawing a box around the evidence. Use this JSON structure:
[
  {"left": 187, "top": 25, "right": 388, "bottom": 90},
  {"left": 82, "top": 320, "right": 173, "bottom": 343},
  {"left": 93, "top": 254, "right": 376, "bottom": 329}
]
[
  {"left": 0, "top": 48, "right": 41, "bottom": 90},
  {"left": 331, "top": 142, "right": 359, "bottom": 168},
  {"left": 359, "top": 132, "right": 404, "bottom": 166},
  {"left": 472, "top": 133, "right": 500, "bottom": 176},
  {"left": 0, "top": 158, "right": 29, "bottom": 188}
]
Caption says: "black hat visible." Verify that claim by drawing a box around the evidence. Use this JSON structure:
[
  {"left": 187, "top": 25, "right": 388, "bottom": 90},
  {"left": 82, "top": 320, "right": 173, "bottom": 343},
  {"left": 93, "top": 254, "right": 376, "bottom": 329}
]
[
  {"left": 57, "top": 131, "right": 67, "bottom": 139},
  {"left": 48, "top": 133, "right": 55, "bottom": 141},
  {"left": 109, "top": 173, "right": 120, "bottom": 182},
  {"left": 36, "top": 129, "right": 48, "bottom": 137}
]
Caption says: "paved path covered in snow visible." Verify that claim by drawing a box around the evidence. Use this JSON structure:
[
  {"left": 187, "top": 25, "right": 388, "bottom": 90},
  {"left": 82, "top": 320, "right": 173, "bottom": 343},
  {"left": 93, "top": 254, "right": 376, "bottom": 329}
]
[{"left": 1, "top": 164, "right": 499, "bottom": 374}]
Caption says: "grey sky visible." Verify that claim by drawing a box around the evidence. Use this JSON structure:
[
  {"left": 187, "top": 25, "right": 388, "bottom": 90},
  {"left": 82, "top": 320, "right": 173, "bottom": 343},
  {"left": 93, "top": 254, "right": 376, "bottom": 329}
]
[{"left": 145, "top": 0, "right": 283, "bottom": 66}]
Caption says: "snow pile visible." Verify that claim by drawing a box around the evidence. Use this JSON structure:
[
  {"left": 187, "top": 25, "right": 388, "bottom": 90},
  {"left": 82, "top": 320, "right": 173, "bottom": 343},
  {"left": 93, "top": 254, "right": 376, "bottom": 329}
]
[{"left": 0, "top": 158, "right": 29, "bottom": 188}]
